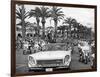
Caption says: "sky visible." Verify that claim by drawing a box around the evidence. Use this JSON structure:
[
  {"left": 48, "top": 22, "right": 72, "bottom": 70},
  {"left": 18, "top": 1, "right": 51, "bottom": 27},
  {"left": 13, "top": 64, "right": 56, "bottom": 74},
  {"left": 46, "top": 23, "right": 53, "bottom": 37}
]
[{"left": 16, "top": 4, "right": 95, "bottom": 31}]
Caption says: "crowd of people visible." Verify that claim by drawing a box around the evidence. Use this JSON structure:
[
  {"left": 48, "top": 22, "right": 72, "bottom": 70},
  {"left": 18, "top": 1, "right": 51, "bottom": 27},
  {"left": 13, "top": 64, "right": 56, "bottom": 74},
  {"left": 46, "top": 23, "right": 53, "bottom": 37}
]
[
  {"left": 16, "top": 33, "right": 49, "bottom": 54},
  {"left": 16, "top": 33, "right": 95, "bottom": 52},
  {"left": 16, "top": 32, "right": 95, "bottom": 68}
]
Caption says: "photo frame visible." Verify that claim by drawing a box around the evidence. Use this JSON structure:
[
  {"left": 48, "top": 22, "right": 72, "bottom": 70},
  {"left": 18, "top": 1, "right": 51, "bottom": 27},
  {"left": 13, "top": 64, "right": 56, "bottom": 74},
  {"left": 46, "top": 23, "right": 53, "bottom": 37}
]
[{"left": 11, "top": 0, "right": 97, "bottom": 77}]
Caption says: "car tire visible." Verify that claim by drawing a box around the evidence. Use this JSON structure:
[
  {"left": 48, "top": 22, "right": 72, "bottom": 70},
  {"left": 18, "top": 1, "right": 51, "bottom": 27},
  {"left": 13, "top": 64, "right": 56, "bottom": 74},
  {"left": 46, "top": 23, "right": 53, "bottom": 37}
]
[
  {"left": 84, "top": 57, "right": 88, "bottom": 64},
  {"left": 67, "top": 62, "right": 71, "bottom": 70},
  {"left": 79, "top": 57, "right": 82, "bottom": 62},
  {"left": 28, "top": 68, "right": 31, "bottom": 71},
  {"left": 67, "top": 66, "right": 71, "bottom": 70}
]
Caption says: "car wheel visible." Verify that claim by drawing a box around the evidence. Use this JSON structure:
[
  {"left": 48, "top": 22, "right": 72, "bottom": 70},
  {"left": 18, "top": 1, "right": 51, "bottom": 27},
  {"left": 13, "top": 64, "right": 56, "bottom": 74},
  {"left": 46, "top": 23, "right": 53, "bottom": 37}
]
[
  {"left": 84, "top": 56, "right": 88, "bottom": 64},
  {"left": 79, "top": 57, "right": 83, "bottom": 62},
  {"left": 67, "top": 66, "right": 71, "bottom": 70},
  {"left": 67, "top": 62, "right": 71, "bottom": 70},
  {"left": 84, "top": 60, "right": 87, "bottom": 64},
  {"left": 28, "top": 69, "right": 31, "bottom": 72},
  {"left": 79, "top": 58, "right": 81, "bottom": 62},
  {"left": 28, "top": 68, "right": 32, "bottom": 71}
]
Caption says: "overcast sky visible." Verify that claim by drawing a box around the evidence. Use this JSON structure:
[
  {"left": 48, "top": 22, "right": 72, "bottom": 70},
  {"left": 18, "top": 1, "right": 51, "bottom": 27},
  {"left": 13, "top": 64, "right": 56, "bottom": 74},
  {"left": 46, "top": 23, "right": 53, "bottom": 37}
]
[{"left": 16, "top": 4, "right": 95, "bottom": 31}]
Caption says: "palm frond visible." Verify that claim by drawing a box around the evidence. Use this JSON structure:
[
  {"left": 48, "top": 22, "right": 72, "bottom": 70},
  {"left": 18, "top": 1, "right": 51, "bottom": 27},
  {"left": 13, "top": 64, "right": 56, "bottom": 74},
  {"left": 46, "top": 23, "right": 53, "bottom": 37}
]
[
  {"left": 55, "top": 8, "right": 62, "bottom": 13},
  {"left": 28, "top": 7, "right": 41, "bottom": 18},
  {"left": 50, "top": 6, "right": 64, "bottom": 20},
  {"left": 16, "top": 5, "right": 29, "bottom": 20},
  {"left": 17, "top": 21, "right": 22, "bottom": 25},
  {"left": 57, "top": 11, "right": 63, "bottom": 14},
  {"left": 39, "top": 6, "right": 50, "bottom": 18}
]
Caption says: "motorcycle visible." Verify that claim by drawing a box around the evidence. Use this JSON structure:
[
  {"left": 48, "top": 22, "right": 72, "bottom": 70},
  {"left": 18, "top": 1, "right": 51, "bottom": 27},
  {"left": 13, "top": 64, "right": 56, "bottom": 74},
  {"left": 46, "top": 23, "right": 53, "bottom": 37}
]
[
  {"left": 83, "top": 50, "right": 90, "bottom": 64},
  {"left": 79, "top": 48, "right": 84, "bottom": 62},
  {"left": 79, "top": 48, "right": 90, "bottom": 64}
]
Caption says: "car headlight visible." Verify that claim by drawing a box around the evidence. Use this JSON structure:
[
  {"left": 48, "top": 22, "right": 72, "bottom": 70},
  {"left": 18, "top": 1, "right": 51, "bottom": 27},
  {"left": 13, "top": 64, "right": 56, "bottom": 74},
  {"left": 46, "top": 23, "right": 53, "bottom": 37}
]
[
  {"left": 29, "top": 56, "right": 36, "bottom": 65},
  {"left": 64, "top": 55, "right": 70, "bottom": 65}
]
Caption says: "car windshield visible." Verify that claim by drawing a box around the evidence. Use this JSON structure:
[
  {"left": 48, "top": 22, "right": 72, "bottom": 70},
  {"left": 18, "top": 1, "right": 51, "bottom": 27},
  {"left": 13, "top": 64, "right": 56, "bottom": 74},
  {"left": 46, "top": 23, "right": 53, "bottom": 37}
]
[{"left": 45, "top": 43, "right": 68, "bottom": 51}]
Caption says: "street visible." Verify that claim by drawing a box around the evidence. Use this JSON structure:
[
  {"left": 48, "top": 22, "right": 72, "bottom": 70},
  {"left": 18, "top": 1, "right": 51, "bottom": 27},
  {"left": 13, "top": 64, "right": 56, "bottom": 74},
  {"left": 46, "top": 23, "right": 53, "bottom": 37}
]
[{"left": 16, "top": 49, "right": 92, "bottom": 73}]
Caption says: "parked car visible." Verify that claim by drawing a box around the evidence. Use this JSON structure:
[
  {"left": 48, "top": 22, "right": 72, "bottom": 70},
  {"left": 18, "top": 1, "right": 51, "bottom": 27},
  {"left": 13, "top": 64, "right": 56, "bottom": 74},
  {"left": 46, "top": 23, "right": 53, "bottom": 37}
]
[{"left": 28, "top": 50, "right": 71, "bottom": 72}]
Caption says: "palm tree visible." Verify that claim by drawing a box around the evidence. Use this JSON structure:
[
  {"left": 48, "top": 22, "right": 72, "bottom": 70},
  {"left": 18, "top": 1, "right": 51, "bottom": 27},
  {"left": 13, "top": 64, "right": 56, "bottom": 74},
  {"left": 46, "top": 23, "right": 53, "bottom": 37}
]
[
  {"left": 50, "top": 6, "right": 64, "bottom": 39},
  {"left": 16, "top": 5, "right": 29, "bottom": 41},
  {"left": 57, "top": 26, "right": 66, "bottom": 35},
  {"left": 39, "top": 6, "right": 50, "bottom": 39},
  {"left": 28, "top": 7, "right": 41, "bottom": 39},
  {"left": 63, "top": 17, "right": 77, "bottom": 38},
  {"left": 71, "top": 19, "right": 78, "bottom": 38},
  {"left": 46, "top": 26, "right": 54, "bottom": 33}
]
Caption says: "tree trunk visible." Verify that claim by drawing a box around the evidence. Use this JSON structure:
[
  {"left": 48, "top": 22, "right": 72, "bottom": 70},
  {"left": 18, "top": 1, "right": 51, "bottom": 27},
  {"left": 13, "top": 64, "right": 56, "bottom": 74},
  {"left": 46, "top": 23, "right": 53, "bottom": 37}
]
[
  {"left": 22, "top": 21, "right": 26, "bottom": 41},
  {"left": 54, "top": 19, "right": 57, "bottom": 40},
  {"left": 69, "top": 23, "right": 71, "bottom": 38},
  {"left": 22, "top": 5, "right": 26, "bottom": 41},
  {"left": 36, "top": 17, "right": 40, "bottom": 41},
  {"left": 41, "top": 18, "right": 46, "bottom": 39}
]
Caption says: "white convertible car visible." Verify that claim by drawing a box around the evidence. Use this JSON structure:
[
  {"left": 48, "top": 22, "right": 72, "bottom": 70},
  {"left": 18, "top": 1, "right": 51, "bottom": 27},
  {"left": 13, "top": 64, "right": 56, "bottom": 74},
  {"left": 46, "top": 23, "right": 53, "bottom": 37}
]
[{"left": 28, "top": 50, "right": 71, "bottom": 71}]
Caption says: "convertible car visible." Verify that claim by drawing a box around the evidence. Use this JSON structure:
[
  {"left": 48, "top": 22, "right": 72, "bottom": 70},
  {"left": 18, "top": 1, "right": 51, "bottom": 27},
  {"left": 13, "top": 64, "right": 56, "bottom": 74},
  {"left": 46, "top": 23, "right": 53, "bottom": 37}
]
[{"left": 28, "top": 50, "right": 71, "bottom": 72}]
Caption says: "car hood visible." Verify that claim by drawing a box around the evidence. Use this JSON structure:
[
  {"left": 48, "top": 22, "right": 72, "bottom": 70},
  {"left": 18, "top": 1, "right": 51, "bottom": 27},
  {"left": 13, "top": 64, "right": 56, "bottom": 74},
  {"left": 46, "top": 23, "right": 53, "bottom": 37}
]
[{"left": 29, "top": 50, "right": 71, "bottom": 60}]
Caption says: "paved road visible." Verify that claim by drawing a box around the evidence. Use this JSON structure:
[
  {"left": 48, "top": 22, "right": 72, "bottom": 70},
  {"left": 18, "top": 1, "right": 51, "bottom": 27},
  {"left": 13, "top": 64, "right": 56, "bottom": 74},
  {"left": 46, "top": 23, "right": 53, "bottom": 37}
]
[
  {"left": 16, "top": 51, "right": 92, "bottom": 73},
  {"left": 70, "top": 53, "right": 91, "bottom": 70}
]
